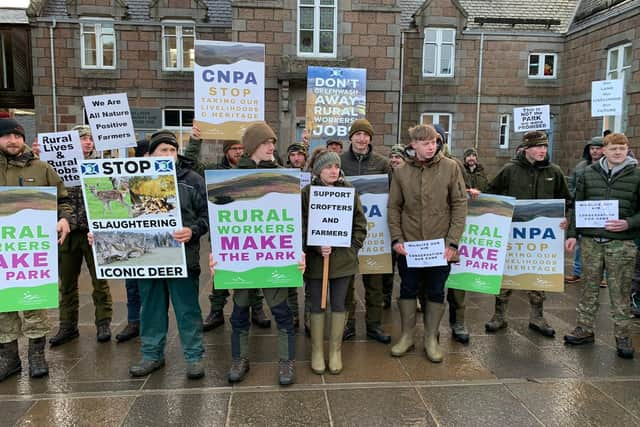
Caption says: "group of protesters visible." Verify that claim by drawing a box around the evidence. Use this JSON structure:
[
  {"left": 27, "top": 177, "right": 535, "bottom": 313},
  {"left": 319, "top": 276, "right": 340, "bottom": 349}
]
[{"left": 0, "top": 113, "right": 638, "bottom": 387}]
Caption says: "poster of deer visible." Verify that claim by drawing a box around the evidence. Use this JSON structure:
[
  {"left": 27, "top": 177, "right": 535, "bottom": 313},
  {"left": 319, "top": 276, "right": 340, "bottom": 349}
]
[{"left": 80, "top": 157, "right": 187, "bottom": 279}]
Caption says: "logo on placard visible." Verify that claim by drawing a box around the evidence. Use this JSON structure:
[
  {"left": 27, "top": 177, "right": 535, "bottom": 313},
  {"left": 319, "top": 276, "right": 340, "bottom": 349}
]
[
  {"left": 154, "top": 160, "right": 174, "bottom": 172},
  {"left": 81, "top": 163, "right": 100, "bottom": 175}
]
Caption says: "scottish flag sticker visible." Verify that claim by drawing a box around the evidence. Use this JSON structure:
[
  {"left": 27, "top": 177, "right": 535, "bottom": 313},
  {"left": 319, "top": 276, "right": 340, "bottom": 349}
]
[
  {"left": 154, "top": 159, "right": 174, "bottom": 173},
  {"left": 81, "top": 163, "right": 100, "bottom": 175}
]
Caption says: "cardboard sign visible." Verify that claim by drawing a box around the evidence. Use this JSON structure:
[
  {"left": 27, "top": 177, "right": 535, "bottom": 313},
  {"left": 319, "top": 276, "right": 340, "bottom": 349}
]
[
  {"left": 513, "top": 105, "right": 550, "bottom": 132},
  {"left": 206, "top": 169, "right": 303, "bottom": 289},
  {"left": 37, "top": 130, "right": 84, "bottom": 187},
  {"left": 194, "top": 40, "right": 265, "bottom": 140},
  {"left": 306, "top": 66, "right": 366, "bottom": 153},
  {"left": 591, "top": 79, "right": 624, "bottom": 117},
  {"left": 405, "top": 239, "right": 447, "bottom": 268},
  {"left": 80, "top": 157, "right": 187, "bottom": 279},
  {"left": 502, "top": 199, "right": 565, "bottom": 292},
  {"left": 307, "top": 186, "right": 355, "bottom": 248},
  {"left": 447, "top": 194, "right": 516, "bottom": 295},
  {"left": 346, "top": 174, "right": 392, "bottom": 274},
  {"left": 83, "top": 93, "right": 136, "bottom": 151},
  {"left": 0, "top": 187, "right": 59, "bottom": 312}
]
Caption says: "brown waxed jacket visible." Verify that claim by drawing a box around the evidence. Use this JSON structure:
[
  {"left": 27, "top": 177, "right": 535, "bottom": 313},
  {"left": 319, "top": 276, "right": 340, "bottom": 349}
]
[{"left": 388, "top": 151, "right": 468, "bottom": 248}]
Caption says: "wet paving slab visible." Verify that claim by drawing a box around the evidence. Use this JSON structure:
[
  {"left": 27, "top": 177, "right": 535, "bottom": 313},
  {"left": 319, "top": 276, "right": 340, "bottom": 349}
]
[{"left": 3, "top": 254, "right": 640, "bottom": 425}]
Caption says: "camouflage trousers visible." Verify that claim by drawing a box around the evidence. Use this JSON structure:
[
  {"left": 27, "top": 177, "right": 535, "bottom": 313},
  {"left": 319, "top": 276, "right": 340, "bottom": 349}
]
[
  {"left": 0, "top": 310, "right": 49, "bottom": 343},
  {"left": 496, "top": 288, "right": 545, "bottom": 312},
  {"left": 577, "top": 238, "right": 635, "bottom": 337}
]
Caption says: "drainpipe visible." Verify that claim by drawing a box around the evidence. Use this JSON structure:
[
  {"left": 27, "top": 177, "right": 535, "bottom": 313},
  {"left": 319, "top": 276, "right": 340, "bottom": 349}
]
[
  {"left": 397, "top": 31, "right": 405, "bottom": 145},
  {"left": 473, "top": 32, "right": 484, "bottom": 149},
  {"left": 49, "top": 19, "right": 57, "bottom": 132}
]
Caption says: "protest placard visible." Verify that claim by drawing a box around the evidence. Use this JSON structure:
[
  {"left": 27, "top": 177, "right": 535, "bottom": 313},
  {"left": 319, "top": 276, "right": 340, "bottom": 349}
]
[
  {"left": 513, "top": 105, "right": 550, "bottom": 132},
  {"left": 307, "top": 186, "right": 355, "bottom": 248},
  {"left": 502, "top": 199, "right": 565, "bottom": 292},
  {"left": 80, "top": 157, "right": 187, "bottom": 279},
  {"left": 447, "top": 194, "right": 516, "bottom": 295},
  {"left": 346, "top": 174, "right": 392, "bottom": 274},
  {"left": 591, "top": 79, "right": 623, "bottom": 117},
  {"left": 575, "top": 200, "right": 618, "bottom": 228},
  {"left": 37, "top": 130, "right": 84, "bottom": 187},
  {"left": 405, "top": 239, "right": 447, "bottom": 268},
  {"left": 83, "top": 93, "right": 136, "bottom": 151},
  {"left": 306, "top": 66, "right": 366, "bottom": 153},
  {"left": 194, "top": 40, "right": 265, "bottom": 140},
  {"left": 0, "top": 187, "right": 58, "bottom": 312},
  {"left": 300, "top": 172, "right": 311, "bottom": 189},
  {"left": 206, "top": 169, "right": 303, "bottom": 289}
]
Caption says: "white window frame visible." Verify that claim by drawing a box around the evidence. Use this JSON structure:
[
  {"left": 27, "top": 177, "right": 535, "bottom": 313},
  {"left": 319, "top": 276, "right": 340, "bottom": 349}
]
[
  {"left": 161, "top": 20, "right": 195, "bottom": 71},
  {"left": 420, "top": 112, "right": 453, "bottom": 145},
  {"left": 528, "top": 53, "right": 557, "bottom": 79},
  {"left": 499, "top": 114, "right": 510, "bottom": 149},
  {"left": 422, "top": 28, "right": 455, "bottom": 78},
  {"left": 297, "top": 0, "right": 337, "bottom": 58},
  {"left": 603, "top": 43, "right": 632, "bottom": 133},
  {"left": 80, "top": 18, "right": 116, "bottom": 70}
]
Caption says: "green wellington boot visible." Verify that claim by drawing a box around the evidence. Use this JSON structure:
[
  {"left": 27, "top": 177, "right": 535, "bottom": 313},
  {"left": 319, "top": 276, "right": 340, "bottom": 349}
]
[{"left": 391, "top": 299, "right": 417, "bottom": 357}]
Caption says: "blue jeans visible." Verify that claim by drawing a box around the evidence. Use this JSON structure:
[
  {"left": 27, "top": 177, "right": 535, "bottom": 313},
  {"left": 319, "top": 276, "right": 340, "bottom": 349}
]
[
  {"left": 125, "top": 279, "right": 141, "bottom": 323},
  {"left": 573, "top": 242, "right": 582, "bottom": 277}
]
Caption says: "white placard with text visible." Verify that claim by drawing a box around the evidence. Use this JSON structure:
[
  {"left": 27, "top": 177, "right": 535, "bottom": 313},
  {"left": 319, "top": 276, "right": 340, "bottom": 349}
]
[
  {"left": 307, "top": 186, "right": 355, "bottom": 248},
  {"left": 575, "top": 200, "right": 619, "bottom": 228},
  {"left": 405, "top": 239, "right": 448, "bottom": 268},
  {"left": 83, "top": 93, "right": 137, "bottom": 151}
]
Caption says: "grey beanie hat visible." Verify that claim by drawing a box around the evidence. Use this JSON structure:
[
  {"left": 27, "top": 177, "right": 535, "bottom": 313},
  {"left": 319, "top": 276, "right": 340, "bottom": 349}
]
[{"left": 312, "top": 151, "right": 341, "bottom": 176}]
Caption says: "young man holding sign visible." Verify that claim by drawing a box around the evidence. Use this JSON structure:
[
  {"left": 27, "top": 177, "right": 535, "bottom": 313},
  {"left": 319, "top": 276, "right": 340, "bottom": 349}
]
[
  {"left": 0, "top": 118, "right": 72, "bottom": 381},
  {"left": 564, "top": 133, "right": 640, "bottom": 359},
  {"left": 388, "top": 124, "right": 467, "bottom": 363},
  {"left": 485, "top": 131, "right": 570, "bottom": 337}
]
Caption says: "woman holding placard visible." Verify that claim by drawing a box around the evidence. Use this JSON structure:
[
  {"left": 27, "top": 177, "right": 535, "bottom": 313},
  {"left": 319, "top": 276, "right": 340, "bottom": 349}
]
[{"left": 301, "top": 148, "right": 367, "bottom": 375}]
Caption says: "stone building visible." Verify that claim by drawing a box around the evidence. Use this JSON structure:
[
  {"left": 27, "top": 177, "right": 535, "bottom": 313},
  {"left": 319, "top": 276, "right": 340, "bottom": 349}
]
[{"left": 7, "top": 0, "right": 640, "bottom": 174}]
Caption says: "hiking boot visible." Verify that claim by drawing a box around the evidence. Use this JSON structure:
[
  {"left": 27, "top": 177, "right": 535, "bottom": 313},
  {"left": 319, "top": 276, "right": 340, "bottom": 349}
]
[
  {"left": 116, "top": 322, "right": 140, "bottom": 343},
  {"left": 49, "top": 322, "right": 79, "bottom": 347},
  {"left": 251, "top": 306, "right": 271, "bottom": 329},
  {"left": 203, "top": 309, "right": 224, "bottom": 332},
  {"left": 485, "top": 299, "right": 508, "bottom": 333},
  {"left": 0, "top": 340, "right": 21, "bottom": 382},
  {"left": 186, "top": 360, "right": 205, "bottom": 379},
  {"left": 366, "top": 325, "right": 391, "bottom": 344},
  {"left": 342, "top": 320, "right": 356, "bottom": 341},
  {"left": 96, "top": 319, "right": 112, "bottom": 343},
  {"left": 616, "top": 337, "right": 634, "bottom": 359},
  {"left": 529, "top": 303, "right": 555, "bottom": 338},
  {"left": 451, "top": 322, "right": 470, "bottom": 344},
  {"left": 278, "top": 359, "right": 295, "bottom": 386},
  {"left": 28, "top": 337, "right": 49, "bottom": 378},
  {"left": 228, "top": 358, "right": 250, "bottom": 383},
  {"left": 563, "top": 326, "right": 595, "bottom": 345},
  {"left": 129, "top": 359, "right": 165, "bottom": 377},
  {"left": 564, "top": 275, "right": 581, "bottom": 284}
]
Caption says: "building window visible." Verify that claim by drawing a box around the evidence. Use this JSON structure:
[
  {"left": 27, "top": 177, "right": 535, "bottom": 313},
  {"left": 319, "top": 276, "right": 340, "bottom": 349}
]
[
  {"left": 80, "top": 19, "right": 116, "bottom": 69},
  {"left": 422, "top": 28, "right": 455, "bottom": 78},
  {"left": 297, "top": 0, "right": 337, "bottom": 57},
  {"left": 420, "top": 112, "right": 452, "bottom": 145},
  {"left": 603, "top": 43, "right": 632, "bottom": 133},
  {"left": 163, "top": 108, "right": 194, "bottom": 149},
  {"left": 528, "top": 53, "right": 557, "bottom": 79},
  {"left": 0, "top": 32, "right": 13, "bottom": 90},
  {"left": 499, "top": 114, "right": 510, "bottom": 149},
  {"left": 162, "top": 21, "right": 195, "bottom": 71}
]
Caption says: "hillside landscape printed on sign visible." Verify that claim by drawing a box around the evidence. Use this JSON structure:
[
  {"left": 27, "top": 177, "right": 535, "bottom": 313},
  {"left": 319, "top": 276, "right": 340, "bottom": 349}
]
[
  {"left": 0, "top": 189, "right": 57, "bottom": 216},
  {"left": 207, "top": 172, "right": 300, "bottom": 205}
]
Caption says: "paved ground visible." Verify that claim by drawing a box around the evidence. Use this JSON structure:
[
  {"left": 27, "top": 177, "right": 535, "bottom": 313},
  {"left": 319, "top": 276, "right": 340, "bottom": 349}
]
[{"left": 1, "top": 246, "right": 640, "bottom": 426}]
